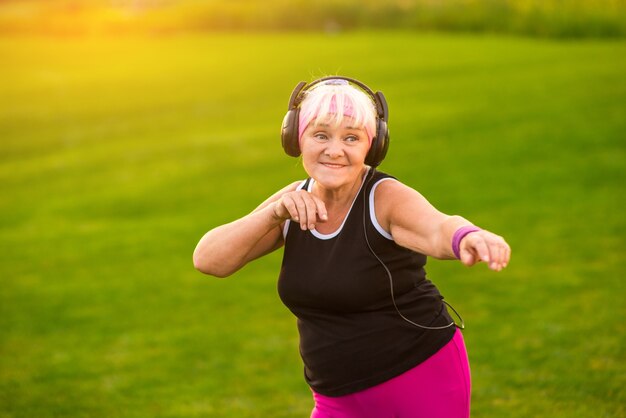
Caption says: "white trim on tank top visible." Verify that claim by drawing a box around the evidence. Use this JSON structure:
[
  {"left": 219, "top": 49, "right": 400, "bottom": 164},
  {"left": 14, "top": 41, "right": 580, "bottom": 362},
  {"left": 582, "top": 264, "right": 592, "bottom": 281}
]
[
  {"left": 282, "top": 168, "right": 372, "bottom": 241},
  {"left": 369, "top": 177, "right": 395, "bottom": 241}
]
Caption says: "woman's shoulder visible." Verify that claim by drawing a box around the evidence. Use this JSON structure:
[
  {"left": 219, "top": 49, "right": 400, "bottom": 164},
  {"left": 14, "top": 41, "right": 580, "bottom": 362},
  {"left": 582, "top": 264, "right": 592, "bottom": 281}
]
[
  {"left": 373, "top": 174, "right": 424, "bottom": 200},
  {"left": 369, "top": 170, "right": 403, "bottom": 195},
  {"left": 371, "top": 172, "right": 429, "bottom": 215}
]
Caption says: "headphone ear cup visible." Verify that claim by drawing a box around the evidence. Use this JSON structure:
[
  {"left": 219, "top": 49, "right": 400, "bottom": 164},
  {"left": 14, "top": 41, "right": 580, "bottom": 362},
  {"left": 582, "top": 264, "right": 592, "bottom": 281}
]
[
  {"left": 281, "top": 108, "right": 301, "bottom": 157},
  {"left": 365, "top": 119, "right": 389, "bottom": 167}
]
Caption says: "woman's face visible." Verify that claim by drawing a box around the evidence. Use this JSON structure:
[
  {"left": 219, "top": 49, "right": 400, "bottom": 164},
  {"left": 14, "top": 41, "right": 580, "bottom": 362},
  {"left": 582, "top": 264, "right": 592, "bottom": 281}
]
[{"left": 300, "top": 116, "right": 370, "bottom": 192}]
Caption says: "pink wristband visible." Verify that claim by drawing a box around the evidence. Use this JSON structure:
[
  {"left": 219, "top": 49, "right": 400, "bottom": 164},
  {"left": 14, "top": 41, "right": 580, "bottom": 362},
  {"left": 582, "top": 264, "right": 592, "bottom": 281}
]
[{"left": 452, "top": 226, "right": 481, "bottom": 259}]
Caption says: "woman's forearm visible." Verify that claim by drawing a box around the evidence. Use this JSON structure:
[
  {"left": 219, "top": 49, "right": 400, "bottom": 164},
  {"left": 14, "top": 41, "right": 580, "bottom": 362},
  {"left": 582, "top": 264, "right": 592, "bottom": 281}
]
[
  {"left": 434, "top": 215, "right": 474, "bottom": 259},
  {"left": 193, "top": 203, "right": 283, "bottom": 277}
]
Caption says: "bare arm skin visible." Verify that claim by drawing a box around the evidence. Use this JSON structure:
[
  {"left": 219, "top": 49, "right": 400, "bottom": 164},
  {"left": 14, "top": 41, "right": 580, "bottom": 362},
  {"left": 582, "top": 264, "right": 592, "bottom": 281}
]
[
  {"left": 374, "top": 179, "right": 510, "bottom": 271},
  {"left": 193, "top": 180, "right": 331, "bottom": 277},
  {"left": 193, "top": 181, "right": 300, "bottom": 277}
]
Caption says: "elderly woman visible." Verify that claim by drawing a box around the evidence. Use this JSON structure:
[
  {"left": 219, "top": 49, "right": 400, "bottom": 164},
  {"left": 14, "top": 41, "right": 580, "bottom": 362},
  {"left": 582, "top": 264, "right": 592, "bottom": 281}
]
[{"left": 193, "top": 76, "right": 510, "bottom": 418}]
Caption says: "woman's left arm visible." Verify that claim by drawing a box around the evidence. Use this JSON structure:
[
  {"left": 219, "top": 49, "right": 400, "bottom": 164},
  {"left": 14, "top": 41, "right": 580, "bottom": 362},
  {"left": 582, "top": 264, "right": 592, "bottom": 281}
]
[{"left": 375, "top": 180, "right": 511, "bottom": 271}]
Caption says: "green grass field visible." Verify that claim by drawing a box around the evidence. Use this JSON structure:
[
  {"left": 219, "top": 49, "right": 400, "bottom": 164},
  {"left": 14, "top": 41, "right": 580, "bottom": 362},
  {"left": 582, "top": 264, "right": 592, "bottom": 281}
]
[{"left": 1, "top": 32, "right": 625, "bottom": 417}]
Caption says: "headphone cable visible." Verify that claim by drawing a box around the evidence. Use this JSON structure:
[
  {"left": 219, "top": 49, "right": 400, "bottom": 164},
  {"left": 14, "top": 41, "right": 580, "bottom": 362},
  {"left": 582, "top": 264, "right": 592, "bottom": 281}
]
[{"left": 362, "top": 168, "right": 465, "bottom": 330}]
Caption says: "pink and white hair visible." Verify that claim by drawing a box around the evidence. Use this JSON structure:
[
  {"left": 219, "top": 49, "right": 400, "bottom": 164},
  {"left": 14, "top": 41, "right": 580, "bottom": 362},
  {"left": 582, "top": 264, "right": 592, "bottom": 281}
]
[{"left": 297, "top": 80, "right": 377, "bottom": 147}]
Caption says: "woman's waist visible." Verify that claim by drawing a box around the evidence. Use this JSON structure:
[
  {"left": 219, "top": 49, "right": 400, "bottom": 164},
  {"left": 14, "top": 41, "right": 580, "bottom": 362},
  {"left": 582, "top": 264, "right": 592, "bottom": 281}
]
[{"left": 297, "top": 309, "right": 456, "bottom": 396}]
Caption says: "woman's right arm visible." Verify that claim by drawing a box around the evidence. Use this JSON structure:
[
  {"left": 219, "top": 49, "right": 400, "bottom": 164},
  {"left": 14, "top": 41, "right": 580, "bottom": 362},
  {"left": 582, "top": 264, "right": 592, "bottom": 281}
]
[{"left": 192, "top": 181, "right": 302, "bottom": 277}]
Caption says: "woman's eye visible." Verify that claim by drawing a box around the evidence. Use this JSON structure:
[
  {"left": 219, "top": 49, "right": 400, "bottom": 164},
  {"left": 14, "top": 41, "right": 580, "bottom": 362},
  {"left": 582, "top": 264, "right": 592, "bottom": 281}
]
[
  {"left": 345, "top": 136, "right": 359, "bottom": 143},
  {"left": 314, "top": 133, "right": 328, "bottom": 141}
]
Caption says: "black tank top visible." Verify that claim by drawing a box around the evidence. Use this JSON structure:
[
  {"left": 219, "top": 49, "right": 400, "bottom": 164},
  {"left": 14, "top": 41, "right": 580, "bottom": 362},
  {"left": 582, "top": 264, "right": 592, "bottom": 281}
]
[{"left": 277, "top": 169, "right": 455, "bottom": 397}]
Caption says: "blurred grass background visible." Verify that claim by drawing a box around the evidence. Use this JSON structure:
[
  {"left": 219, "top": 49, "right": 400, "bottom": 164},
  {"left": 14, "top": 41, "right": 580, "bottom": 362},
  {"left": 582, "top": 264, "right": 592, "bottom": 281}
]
[
  {"left": 0, "top": 0, "right": 625, "bottom": 38},
  {"left": 1, "top": 1, "right": 625, "bottom": 417}
]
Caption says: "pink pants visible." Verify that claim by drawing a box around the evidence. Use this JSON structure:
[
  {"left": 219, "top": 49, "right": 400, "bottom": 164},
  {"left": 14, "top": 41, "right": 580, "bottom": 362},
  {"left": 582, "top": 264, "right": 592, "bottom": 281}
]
[{"left": 311, "top": 329, "right": 471, "bottom": 418}]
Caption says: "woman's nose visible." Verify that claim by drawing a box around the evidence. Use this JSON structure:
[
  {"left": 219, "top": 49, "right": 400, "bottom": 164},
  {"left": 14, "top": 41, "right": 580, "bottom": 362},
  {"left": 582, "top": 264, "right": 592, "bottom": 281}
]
[{"left": 324, "top": 138, "right": 344, "bottom": 157}]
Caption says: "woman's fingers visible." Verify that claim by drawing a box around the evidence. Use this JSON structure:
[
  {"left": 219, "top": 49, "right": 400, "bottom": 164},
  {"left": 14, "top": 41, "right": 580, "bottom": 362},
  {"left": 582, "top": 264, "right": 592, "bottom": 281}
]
[
  {"left": 280, "top": 195, "right": 299, "bottom": 222},
  {"left": 302, "top": 195, "right": 318, "bottom": 230},
  {"left": 315, "top": 198, "right": 328, "bottom": 223},
  {"left": 276, "top": 190, "right": 327, "bottom": 230},
  {"left": 460, "top": 230, "right": 511, "bottom": 271}
]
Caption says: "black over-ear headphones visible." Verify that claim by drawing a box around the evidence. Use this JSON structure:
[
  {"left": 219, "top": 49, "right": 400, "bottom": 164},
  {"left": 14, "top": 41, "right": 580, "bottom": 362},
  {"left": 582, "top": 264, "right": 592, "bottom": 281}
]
[{"left": 280, "top": 76, "right": 390, "bottom": 168}]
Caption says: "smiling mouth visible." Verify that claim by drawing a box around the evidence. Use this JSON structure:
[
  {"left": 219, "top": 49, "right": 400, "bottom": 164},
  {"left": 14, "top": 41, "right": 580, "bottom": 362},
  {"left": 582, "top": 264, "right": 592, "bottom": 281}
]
[{"left": 321, "top": 162, "right": 345, "bottom": 169}]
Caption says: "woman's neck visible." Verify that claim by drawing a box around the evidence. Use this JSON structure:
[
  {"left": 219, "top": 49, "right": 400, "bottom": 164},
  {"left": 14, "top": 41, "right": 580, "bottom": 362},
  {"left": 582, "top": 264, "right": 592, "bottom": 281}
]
[{"left": 312, "top": 166, "right": 369, "bottom": 210}]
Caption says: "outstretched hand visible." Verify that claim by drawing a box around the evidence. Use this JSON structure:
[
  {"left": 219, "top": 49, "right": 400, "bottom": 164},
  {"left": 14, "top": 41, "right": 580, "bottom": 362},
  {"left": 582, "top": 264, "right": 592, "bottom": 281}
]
[
  {"left": 459, "top": 230, "right": 511, "bottom": 271},
  {"left": 273, "top": 190, "right": 328, "bottom": 231}
]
